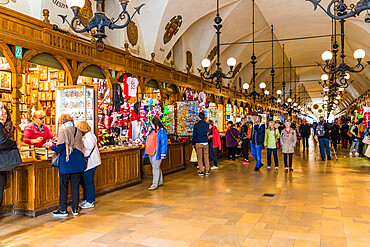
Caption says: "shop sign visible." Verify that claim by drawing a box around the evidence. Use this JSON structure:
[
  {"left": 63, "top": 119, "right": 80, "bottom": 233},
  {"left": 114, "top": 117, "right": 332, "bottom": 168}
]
[
  {"left": 112, "top": 70, "right": 116, "bottom": 79},
  {"left": 15, "top": 46, "right": 22, "bottom": 59}
]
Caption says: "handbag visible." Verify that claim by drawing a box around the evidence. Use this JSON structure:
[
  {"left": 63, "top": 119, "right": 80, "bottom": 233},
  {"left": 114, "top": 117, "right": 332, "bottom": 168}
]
[
  {"left": 274, "top": 130, "right": 280, "bottom": 149},
  {"left": 363, "top": 135, "right": 370, "bottom": 145},
  {"left": 230, "top": 129, "right": 241, "bottom": 146},
  {"left": 347, "top": 130, "right": 353, "bottom": 138},
  {"left": 85, "top": 146, "right": 96, "bottom": 165},
  {"left": 51, "top": 128, "right": 77, "bottom": 168},
  {"left": 0, "top": 149, "right": 23, "bottom": 171},
  {"left": 190, "top": 148, "right": 198, "bottom": 163}
]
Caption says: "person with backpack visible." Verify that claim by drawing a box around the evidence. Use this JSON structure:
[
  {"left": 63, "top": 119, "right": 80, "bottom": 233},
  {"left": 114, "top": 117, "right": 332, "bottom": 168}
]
[
  {"left": 316, "top": 116, "right": 332, "bottom": 161},
  {"left": 240, "top": 119, "right": 252, "bottom": 165}
]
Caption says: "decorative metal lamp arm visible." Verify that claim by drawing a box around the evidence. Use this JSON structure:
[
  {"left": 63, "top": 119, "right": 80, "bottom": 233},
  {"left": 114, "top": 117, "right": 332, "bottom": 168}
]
[
  {"left": 110, "top": 4, "right": 145, "bottom": 29},
  {"left": 306, "top": 0, "right": 370, "bottom": 20}
]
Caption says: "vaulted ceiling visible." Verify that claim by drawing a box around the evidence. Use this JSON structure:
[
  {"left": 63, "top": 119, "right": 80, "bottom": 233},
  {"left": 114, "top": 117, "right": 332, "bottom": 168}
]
[
  {"left": 134, "top": 0, "right": 370, "bottom": 115},
  {"left": 2, "top": 0, "right": 369, "bottom": 116}
]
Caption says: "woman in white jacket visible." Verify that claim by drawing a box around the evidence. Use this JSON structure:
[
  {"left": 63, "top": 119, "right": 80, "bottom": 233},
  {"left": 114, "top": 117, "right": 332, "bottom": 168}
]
[{"left": 76, "top": 121, "right": 101, "bottom": 209}]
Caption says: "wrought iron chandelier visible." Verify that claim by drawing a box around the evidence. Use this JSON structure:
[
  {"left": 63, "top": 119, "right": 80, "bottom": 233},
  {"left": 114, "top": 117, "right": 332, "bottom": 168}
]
[
  {"left": 60, "top": 0, "right": 145, "bottom": 52},
  {"left": 307, "top": 0, "right": 370, "bottom": 22},
  {"left": 199, "top": 0, "right": 240, "bottom": 89}
]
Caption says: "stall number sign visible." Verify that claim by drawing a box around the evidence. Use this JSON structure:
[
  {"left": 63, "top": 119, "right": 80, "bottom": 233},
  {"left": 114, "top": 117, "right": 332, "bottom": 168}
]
[
  {"left": 15, "top": 46, "right": 22, "bottom": 59},
  {"left": 112, "top": 70, "right": 116, "bottom": 79}
]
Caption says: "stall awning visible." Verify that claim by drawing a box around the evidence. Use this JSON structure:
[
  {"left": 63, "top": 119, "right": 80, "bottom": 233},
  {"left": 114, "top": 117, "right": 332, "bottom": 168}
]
[
  {"left": 146, "top": 79, "right": 159, "bottom": 89},
  {"left": 29, "top": 53, "right": 64, "bottom": 70},
  {"left": 80, "top": 65, "right": 106, "bottom": 79}
]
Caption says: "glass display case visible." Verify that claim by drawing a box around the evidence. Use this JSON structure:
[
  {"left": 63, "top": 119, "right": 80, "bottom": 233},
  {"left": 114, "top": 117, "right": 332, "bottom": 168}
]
[{"left": 56, "top": 85, "right": 97, "bottom": 134}]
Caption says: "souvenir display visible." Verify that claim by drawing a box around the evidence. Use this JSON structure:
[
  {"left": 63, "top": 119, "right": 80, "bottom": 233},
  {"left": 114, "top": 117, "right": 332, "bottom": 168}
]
[
  {"left": 29, "top": 74, "right": 39, "bottom": 89},
  {"left": 208, "top": 106, "right": 221, "bottom": 129},
  {"left": 56, "top": 85, "right": 97, "bottom": 134},
  {"left": 40, "top": 66, "right": 48, "bottom": 81},
  {"left": 0, "top": 71, "right": 11, "bottom": 90},
  {"left": 162, "top": 104, "right": 175, "bottom": 134},
  {"left": 226, "top": 104, "right": 233, "bottom": 123},
  {"left": 177, "top": 101, "right": 199, "bottom": 136}
]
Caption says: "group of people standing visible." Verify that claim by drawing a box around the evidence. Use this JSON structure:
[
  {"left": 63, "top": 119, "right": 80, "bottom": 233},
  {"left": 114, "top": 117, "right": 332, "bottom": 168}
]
[{"left": 192, "top": 113, "right": 300, "bottom": 174}]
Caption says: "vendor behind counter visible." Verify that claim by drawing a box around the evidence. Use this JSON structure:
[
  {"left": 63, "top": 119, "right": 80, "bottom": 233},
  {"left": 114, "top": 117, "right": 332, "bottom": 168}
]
[{"left": 23, "top": 110, "right": 55, "bottom": 148}]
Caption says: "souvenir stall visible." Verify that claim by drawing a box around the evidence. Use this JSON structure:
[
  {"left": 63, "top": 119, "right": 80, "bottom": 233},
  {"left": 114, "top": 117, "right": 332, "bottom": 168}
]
[
  {"left": 19, "top": 54, "right": 69, "bottom": 135},
  {"left": 0, "top": 52, "right": 12, "bottom": 112},
  {"left": 162, "top": 84, "right": 177, "bottom": 136}
]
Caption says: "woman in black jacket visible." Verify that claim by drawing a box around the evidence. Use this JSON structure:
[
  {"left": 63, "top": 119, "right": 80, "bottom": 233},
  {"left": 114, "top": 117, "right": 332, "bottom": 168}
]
[{"left": 0, "top": 100, "right": 21, "bottom": 205}]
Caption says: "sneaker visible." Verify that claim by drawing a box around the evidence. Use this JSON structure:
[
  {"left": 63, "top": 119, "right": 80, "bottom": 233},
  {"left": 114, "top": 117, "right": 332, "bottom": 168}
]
[
  {"left": 205, "top": 172, "right": 210, "bottom": 175},
  {"left": 72, "top": 209, "right": 78, "bottom": 216},
  {"left": 355, "top": 152, "right": 359, "bottom": 156},
  {"left": 81, "top": 202, "right": 94, "bottom": 209},
  {"left": 158, "top": 182, "right": 164, "bottom": 187},
  {"left": 275, "top": 167, "right": 278, "bottom": 170},
  {"left": 285, "top": 168, "right": 288, "bottom": 173},
  {"left": 253, "top": 167, "right": 260, "bottom": 172},
  {"left": 289, "top": 168, "right": 294, "bottom": 172},
  {"left": 52, "top": 209, "right": 68, "bottom": 217},
  {"left": 267, "top": 166, "right": 271, "bottom": 169},
  {"left": 242, "top": 159, "right": 248, "bottom": 165},
  {"left": 198, "top": 172, "right": 204, "bottom": 176},
  {"left": 78, "top": 200, "right": 87, "bottom": 207},
  {"left": 211, "top": 166, "right": 218, "bottom": 170},
  {"left": 197, "top": 166, "right": 199, "bottom": 169},
  {"left": 349, "top": 152, "right": 353, "bottom": 156},
  {"left": 148, "top": 185, "right": 158, "bottom": 191}
]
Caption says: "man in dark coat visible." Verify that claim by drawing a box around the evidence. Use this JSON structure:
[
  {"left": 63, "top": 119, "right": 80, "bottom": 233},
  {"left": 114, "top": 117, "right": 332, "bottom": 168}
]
[{"left": 299, "top": 119, "right": 311, "bottom": 149}]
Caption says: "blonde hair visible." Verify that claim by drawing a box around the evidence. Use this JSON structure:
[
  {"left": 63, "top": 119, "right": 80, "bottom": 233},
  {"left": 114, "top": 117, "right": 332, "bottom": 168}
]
[
  {"left": 268, "top": 120, "right": 275, "bottom": 127},
  {"left": 58, "top": 113, "right": 74, "bottom": 125},
  {"left": 32, "top": 110, "right": 45, "bottom": 120},
  {"left": 75, "top": 121, "right": 91, "bottom": 135}
]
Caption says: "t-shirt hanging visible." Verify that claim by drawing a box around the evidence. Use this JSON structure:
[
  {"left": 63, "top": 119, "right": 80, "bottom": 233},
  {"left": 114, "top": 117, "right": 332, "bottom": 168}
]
[{"left": 127, "top": 77, "right": 139, "bottom": 97}]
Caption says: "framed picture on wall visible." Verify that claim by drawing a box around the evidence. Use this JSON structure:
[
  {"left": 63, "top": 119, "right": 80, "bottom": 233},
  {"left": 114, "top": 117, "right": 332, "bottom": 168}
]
[
  {"left": 40, "top": 66, "right": 48, "bottom": 81},
  {"left": 29, "top": 74, "right": 40, "bottom": 89},
  {"left": 49, "top": 70, "right": 58, "bottom": 79},
  {"left": 0, "top": 71, "right": 11, "bottom": 91},
  {"left": 58, "top": 71, "right": 65, "bottom": 81}
]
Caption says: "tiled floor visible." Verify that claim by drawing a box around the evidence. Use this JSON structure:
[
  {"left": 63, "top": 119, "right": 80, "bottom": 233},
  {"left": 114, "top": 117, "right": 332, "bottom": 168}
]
[{"left": 1, "top": 141, "right": 370, "bottom": 247}]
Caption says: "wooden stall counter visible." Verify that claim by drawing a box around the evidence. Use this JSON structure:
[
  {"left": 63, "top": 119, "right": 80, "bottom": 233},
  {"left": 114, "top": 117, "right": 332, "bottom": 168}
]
[
  {"left": 141, "top": 142, "right": 186, "bottom": 178},
  {"left": 0, "top": 146, "right": 141, "bottom": 217}
]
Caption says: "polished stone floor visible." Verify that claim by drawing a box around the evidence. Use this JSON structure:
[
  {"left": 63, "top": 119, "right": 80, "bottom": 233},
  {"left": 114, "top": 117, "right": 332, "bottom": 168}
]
[{"left": 1, "top": 141, "right": 370, "bottom": 247}]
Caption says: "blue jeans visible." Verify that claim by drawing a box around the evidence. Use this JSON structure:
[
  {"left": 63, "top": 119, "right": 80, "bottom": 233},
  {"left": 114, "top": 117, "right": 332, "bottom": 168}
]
[
  {"left": 251, "top": 144, "right": 263, "bottom": 168},
  {"left": 209, "top": 142, "right": 218, "bottom": 167},
  {"left": 267, "top": 148, "right": 279, "bottom": 167},
  {"left": 318, "top": 138, "right": 331, "bottom": 160},
  {"left": 80, "top": 167, "right": 97, "bottom": 203}
]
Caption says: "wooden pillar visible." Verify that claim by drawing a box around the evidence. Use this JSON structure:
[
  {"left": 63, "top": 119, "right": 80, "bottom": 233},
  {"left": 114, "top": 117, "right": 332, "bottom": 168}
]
[{"left": 12, "top": 59, "right": 22, "bottom": 141}]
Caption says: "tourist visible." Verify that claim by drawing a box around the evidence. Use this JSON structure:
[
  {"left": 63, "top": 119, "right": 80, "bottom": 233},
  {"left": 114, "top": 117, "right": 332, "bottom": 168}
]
[
  {"left": 236, "top": 122, "right": 242, "bottom": 157},
  {"left": 264, "top": 120, "right": 280, "bottom": 170},
  {"left": 225, "top": 122, "right": 240, "bottom": 161},
  {"left": 192, "top": 112, "right": 210, "bottom": 176},
  {"left": 76, "top": 121, "right": 101, "bottom": 208},
  {"left": 208, "top": 120, "right": 221, "bottom": 170},
  {"left": 316, "top": 116, "right": 332, "bottom": 161},
  {"left": 280, "top": 120, "right": 297, "bottom": 173},
  {"left": 251, "top": 115, "right": 265, "bottom": 172},
  {"left": 330, "top": 120, "right": 340, "bottom": 149},
  {"left": 240, "top": 119, "right": 252, "bottom": 164},
  {"left": 44, "top": 114, "right": 86, "bottom": 216},
  {"left": 299, "top": 119, "right": 311, "bottom": 149},
  {"left": 0, "top": 101, "right": 21, "bottom": 205},
  {"left": 144, "top": 117, "right": 168, "bottom": 190},
  {"left": 340, "top": 121, "right": 349, "bottom": 148},
  {"left": 23, "top": 110, "right": 55, "bottom": 147},
  {"left": 357, "top": 118, "right": 366, "bottom": 157},
  {"left": 349, "top": 121, "right": 359, "bottom": 156}
]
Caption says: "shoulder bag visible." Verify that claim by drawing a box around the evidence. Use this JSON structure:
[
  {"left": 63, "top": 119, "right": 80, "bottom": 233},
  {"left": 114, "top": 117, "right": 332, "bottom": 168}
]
[
  {"left": 274, "top": 129, "right": 280, "bottom": 149},
  {"left": 52, "top": 128, "right": 77, "bottom": 167},
  {"left": 230, "top": 129, "right": 241, "bottom": 146},
  {"left": 85, "top": 146, "right": 96, "bottom": 165},
  {"left": 0, "top": 149, "right": 22, "bottom": 171}
]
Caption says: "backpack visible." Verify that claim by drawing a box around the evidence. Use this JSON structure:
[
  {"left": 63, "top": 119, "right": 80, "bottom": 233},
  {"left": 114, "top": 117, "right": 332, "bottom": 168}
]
[{"left": 316, "top": 124, "right": 325, "bottom": 137}]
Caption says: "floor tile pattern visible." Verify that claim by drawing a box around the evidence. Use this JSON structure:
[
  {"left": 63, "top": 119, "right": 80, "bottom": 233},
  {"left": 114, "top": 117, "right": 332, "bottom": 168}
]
[{"left": 0, "top": 142, "right": 370, "bottom": 247}]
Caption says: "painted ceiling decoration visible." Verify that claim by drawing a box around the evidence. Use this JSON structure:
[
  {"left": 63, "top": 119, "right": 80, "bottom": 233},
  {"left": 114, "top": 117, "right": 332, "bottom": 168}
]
[{"left": 163, "top": 15, "right": 183, "bottom": 44}]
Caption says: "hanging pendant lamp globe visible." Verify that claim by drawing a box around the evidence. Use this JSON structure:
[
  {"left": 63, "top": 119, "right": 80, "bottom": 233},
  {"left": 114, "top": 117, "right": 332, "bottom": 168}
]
[
  {"left": 321, "top": 51, "right": 333, "bottom": 61},
  {"left": 201, "top": 58, "right": 211, "bottom": 68},
  {"left": 354, "top": 49, "right": 366, "bottom": 60},
  {"left": 276, "top": 90, "right": 282, "bottom": 95},
  {"left": 243, "top": 83, "right": 250, "bottom": 90},
  {"left": 259, "top": 82, "right": 266, "bottom": 89},
  {"left": 66, "top": 0, "right": 85, "bottom": 8},
  {"left": 321, "top": 74, "right": 329, "bottom": 81},
  {"left": 227, "top": 57, "right": 237, "bottom": 67}
]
